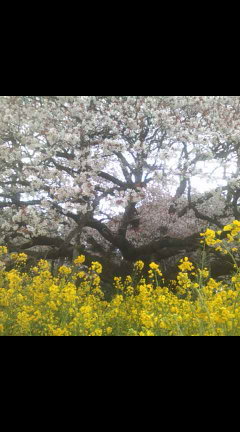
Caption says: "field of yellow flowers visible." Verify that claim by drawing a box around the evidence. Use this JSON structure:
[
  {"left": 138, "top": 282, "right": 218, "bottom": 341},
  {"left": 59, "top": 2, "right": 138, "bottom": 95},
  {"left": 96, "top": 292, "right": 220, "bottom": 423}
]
[{"left": 0, "top": 220, "right": 240, "bottom": 336}]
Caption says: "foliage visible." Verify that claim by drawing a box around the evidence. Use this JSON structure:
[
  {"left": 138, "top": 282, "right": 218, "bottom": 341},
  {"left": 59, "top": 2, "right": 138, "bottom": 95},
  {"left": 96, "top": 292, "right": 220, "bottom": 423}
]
[{"left": 0, "top": 221, "right": 240, "bottom": 336}]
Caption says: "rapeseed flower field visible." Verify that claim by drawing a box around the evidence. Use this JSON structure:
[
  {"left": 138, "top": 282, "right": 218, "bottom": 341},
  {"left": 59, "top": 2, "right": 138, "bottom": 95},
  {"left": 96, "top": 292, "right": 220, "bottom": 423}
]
[{"left": 1, "top": 221, "right": 240, "bottom": 336}]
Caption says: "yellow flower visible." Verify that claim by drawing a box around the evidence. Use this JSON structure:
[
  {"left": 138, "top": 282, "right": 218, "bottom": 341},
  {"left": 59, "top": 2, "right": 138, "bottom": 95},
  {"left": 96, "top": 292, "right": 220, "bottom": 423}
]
[
  {"left": 0, "top": 246, "right": 8, "bottom": 255},
  {"left": 178, "top": 257, "right": 194, "bottom": 272},
  {"left": 74, "top": 255, "right": 85, "bottom": 265},
  {"left": 223, "top": 225, "right": 232, "bottom": 232},
  {"left": 90, "top": 329, "right": 103, "bottom": 336},
  {"left": 140, "top": 311, "right": 154, "bottom": 328},
  {"left": 16, "top": 311, "right": 32, "bottom": 331},
  {"left": 58, "top": 266, "right": 72, "bottom": 275},
  {"left": 148, "top": 270, "right": 154, "bottom": 278},
  {"left": 37, "top": 260, "right": 50, "bottom": 271},
  {"left": 232, "top": 220, "right": 240, "bottom": 227},
  {"left": 126, "top": 286, "right": 134, "bottom": 295},
  {"left": 6, "top": 269, "right": 23, "bottom": 289},
  {"left": 198, "top": 268, "right": 209, "bottom": 278},
  {"left": 52, "top": 328, "right": 70, "bottom": 336},
  {"left": 91, "top": 261, "right": 102, "bottom": 274},
  {"left": 139, "top": 330, "right": 154, "bottom": 336},
  {"left": 10, "top": 252, "right": 28, "bottom": 263},
  {"left": 47, "top": 301, "right": 58, "bottom": 311},
  {"left": 134, "top": 261, "right": 144, "bottom": 271},
  {"left": 125, "top": 276, "right": 133, "bottom": 284},
  {"left": 32, "top": 267, "right": 39, "bottom": 273},
  {"left": 62, "top": 283, "right": 77, "bottom": 303},
  {"left": 149, "top": 262, "right": 159, "bottom": 270}
]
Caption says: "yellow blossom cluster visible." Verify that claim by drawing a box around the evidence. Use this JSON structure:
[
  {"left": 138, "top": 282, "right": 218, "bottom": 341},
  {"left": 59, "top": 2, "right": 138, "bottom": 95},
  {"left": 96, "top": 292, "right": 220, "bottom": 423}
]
[
  {"left": 58, "top": 266, "right": 72, "bottom": 275},
  {"left": 0, "top": 246, "right": 8, "bottom": 256},
  {"left": 73, "top": 255, "right": 85, "bottom": 265},
  {"left": 200, "top": 221, "right": 240, "bottom": 255},
  {"left": 178, "top": 257, "right": 195, "bottom": 272},
  {"left": 134, "top": 261, "right": 145, "bottom": 271},
  {"left": 90, "top": 262, "right": 102, "bottom": 274},
  {"left": 147, "top": 262, "right": 163, "bottom": 284},
  {"left": 10, "top": 253, "right": 28, "bottom": 263},
  {"left": 0, "top": 227, "right": 240, "bottom": 336}
]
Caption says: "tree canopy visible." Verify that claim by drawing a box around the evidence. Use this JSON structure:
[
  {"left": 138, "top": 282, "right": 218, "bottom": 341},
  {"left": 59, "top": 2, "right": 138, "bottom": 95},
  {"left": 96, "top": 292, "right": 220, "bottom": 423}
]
[{"left": 0, "top": 96, "right": 239, "bottom": 277}]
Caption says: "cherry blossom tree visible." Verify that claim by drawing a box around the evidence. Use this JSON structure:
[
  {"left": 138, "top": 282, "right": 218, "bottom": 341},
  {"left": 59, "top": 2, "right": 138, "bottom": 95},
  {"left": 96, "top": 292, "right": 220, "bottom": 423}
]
[{"left": 0, "top": 96, "right": 240, "bottom": 277}]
